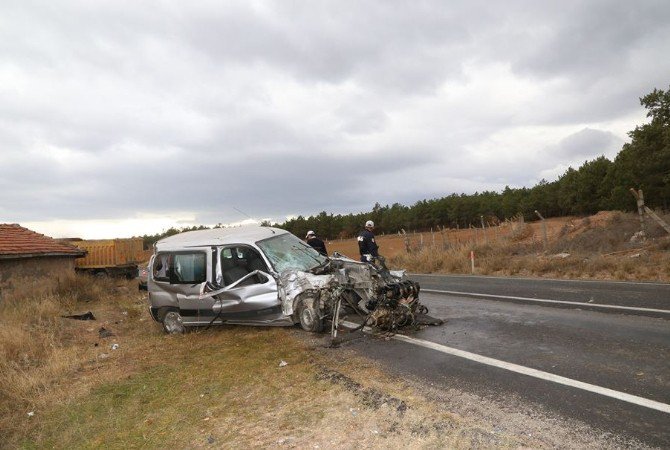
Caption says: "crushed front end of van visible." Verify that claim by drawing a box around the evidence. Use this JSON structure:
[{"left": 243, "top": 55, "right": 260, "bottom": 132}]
[
  {"left": 149, "top": 226, "right": 442, "bottom": 337},
  {"left": 204, "top": 252, "right": 441, "bottom": 339}
]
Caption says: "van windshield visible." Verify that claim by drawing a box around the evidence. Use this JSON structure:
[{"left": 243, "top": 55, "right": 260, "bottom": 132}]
[{"left": 257, "top": 233, "right": 327, "bottom": 273}]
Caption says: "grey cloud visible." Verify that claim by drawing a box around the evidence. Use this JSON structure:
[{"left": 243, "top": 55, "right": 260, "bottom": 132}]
[
  {"left": 513, "top": 1, "right": 670, "bottom": 81},
  {"left": 180, "top": 1, "right": 473, "bottom": 93},
  {"left": 553, "top": 128, "right": 623, "bottom": 159},
  {"left": 1, "top": 0, "right": 669, "bottom": 235},
  {"left": 0, "top": 135, "right": 441, "bottom": 223},
  {"left": 422, "top": 127, "right": 625, "bottom": 190},
  {"left": 337, "top": 109, "right": 389, "bottom": 135}
]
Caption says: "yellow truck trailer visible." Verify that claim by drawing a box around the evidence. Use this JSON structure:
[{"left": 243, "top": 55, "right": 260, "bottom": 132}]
[{"left": 70, "top": 238, "right": 145, "bottom": 278}]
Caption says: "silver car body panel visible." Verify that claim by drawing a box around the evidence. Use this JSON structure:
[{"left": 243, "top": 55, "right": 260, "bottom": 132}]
[
  {"left": 149, "top": 226, "right": 329, "bottom": 327},
  {"left": 147, "top": 225, "right": 424, "bottom": 332}
]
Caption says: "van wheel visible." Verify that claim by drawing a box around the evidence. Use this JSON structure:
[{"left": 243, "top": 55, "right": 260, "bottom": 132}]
[
  {"left": 162, "top": 310, "right": 185, "bottom": 334},
  {"left": 297, "top": 299, "right": 323, "bottom": 333}
]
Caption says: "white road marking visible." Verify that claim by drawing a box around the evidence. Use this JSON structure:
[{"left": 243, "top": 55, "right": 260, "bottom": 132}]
[
  {"left": 422, "top": 289, "right": 670, "bottom": 315},
  {"left": 410, "top": 273, "right": 670, "bottom": 287},
  {"left": 341, "top": 320, "right": 670, "bottom": 414}
]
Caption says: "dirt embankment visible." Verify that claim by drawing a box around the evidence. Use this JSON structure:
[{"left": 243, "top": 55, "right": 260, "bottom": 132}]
[{"left": 329, "top": 211, "right": 670, "bottom": 282}]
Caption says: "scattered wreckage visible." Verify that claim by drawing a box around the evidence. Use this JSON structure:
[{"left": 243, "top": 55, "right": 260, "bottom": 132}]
[{"left": 146, "top": 226, "right": 442, "bottom": 338}]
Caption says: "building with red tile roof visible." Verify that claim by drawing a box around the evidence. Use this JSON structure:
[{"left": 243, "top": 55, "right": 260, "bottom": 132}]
[
  {"left": 0, "top": 224, "right": 85, "bottom": 298},
  {"left": 0, "top": 224, "right": 85, "bottom": 259}
]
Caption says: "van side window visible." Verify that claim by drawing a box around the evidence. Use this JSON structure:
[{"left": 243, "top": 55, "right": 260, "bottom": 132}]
[
  {"left": 172, "top": 253, "right": 207, "bottom": 284},
  {"left": 219, "top": 246, "right": 268, "bottom": 286},
  {"left": 153, "top": 252, "right": 206, "bottom": 284}
]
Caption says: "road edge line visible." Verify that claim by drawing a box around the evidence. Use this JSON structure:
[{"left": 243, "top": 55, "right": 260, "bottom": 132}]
[
  {"left": 410, "top": 273, "right": 670, "bottom": 287},
  {"left": 341, "top": 321, "right": 670, "bottom": 414},
  {"left": 422, "top": 289, "right": 670, "bottom": 315}
]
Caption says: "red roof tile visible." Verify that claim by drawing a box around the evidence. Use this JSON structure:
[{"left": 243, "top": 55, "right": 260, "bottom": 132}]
[{"left": 0, "top": 224, "right": 85, "bottom": 258}]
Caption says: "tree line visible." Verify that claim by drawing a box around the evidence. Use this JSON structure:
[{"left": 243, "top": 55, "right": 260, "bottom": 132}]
[
  {"left": 142, "top": 86, "right": 669, "bottom": 246},
  {"left": 276, "top": 86, "right": 669, "bottom": 239}
]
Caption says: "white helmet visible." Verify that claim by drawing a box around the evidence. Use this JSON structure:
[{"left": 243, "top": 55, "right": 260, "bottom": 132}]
[
  {"left": 365, "top": 220, "right": 374, "bottom": 228},
  {"left": 306, "top": 230, "right": 315, "bottom": 238}
]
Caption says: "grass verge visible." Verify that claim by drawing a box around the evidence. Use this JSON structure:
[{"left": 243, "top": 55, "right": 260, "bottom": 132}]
[{"left": 1, "top": 275, "right": 533, "bottom": 449}]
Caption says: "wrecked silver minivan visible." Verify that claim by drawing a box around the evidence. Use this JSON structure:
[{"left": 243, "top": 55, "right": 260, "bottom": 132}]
[{"left": 147, "top": 226, "right": 438, "bottom": 336}]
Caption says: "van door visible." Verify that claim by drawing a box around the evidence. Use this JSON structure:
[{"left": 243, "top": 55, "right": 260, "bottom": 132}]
[
  {"left": 166, "top": 251, "right": 209, "bottom": 323},
  {"left": 200, "top": 245, "right": 284, "bottom": 324}
]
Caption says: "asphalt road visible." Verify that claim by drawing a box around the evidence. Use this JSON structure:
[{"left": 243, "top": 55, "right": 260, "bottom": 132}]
[
  {"left": 411, "top": 273, "right": 670, "bottom": 315},
  {"left": 345, "top": 275, "right": 670, "bottom": 447}
]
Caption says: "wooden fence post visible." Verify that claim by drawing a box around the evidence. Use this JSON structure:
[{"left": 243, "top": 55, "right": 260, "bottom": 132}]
[
  {"left": 629, "top": 188, "right": 647, "bottom": 239},
  {"left": 643, "top": 207, "right": 670, "bottom": 235},
  {"left": 534, "top": 210, "right": 548, "bottom": 250},
  {"left": 440, "top": 225, "right": 447, "bottom": 248},
  {"left": 401, "top": 229, "right": 411, "bottom": 253}
]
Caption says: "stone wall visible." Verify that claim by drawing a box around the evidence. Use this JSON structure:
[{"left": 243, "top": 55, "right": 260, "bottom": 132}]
[{"left": 0, "top": 256, "right": 77, "bottom": 300}]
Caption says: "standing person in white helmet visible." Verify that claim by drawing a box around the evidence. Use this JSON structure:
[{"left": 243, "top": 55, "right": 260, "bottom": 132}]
[
  {"left": 357, "top": 220, "right": 379, "bottom": 262},
  {"left": 305, "top": 230, "right": 328, "bottom": 256}
]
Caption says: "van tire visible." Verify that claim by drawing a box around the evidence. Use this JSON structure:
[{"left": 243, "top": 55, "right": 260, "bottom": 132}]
[
  {"left": 297, "top": 299, "right": 323, "bottom": 333},
  {"left": 161, "top": 309, "right": 185, "bottom": 334}
]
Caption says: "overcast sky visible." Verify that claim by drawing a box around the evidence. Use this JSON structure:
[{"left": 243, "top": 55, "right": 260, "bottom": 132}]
[{"left": 1, "top": 0, "right": 669, "bottom": 238}]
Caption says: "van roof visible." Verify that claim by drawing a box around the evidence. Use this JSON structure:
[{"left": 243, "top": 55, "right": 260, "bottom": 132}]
[{"left": 155, "top": 226, "right": 288, "bottom": 250}]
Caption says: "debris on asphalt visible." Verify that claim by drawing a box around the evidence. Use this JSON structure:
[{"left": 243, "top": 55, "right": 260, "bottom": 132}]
[{"left": 62, "top": 311, "right": 96, "bottom": 320}]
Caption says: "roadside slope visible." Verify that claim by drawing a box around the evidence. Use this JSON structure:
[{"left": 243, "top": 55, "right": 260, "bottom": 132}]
[{"left": 0, "top": 276, "right": 641, "bottom": 448}]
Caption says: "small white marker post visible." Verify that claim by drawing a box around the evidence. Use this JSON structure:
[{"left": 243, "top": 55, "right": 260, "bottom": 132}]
[{"left": 470, "top": 250, "right": 475, "bottom": 274}]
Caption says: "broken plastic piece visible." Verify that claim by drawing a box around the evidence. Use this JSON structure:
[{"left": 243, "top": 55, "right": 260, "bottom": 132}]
[{"left": 62, "top": 311, "right": 96, "bottom": 320}]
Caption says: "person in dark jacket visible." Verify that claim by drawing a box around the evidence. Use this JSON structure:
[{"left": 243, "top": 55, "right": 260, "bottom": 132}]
[
  {"left": 357, "top": 220, "right": 379, "bottom": 262},
  {"left": 305, "top": 230, "right": 328, "bottom": 256}
]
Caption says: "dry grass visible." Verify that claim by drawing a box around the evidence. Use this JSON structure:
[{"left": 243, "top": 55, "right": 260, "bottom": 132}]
[
  {"left": 0, "top": 274, "right": 539, "bottom": 449},
  {"left": 390, "top": 212, "right": 670, "bottom": 281},
  {"left": 0, "top": 276, "right": 128, "bottom": 437}
]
